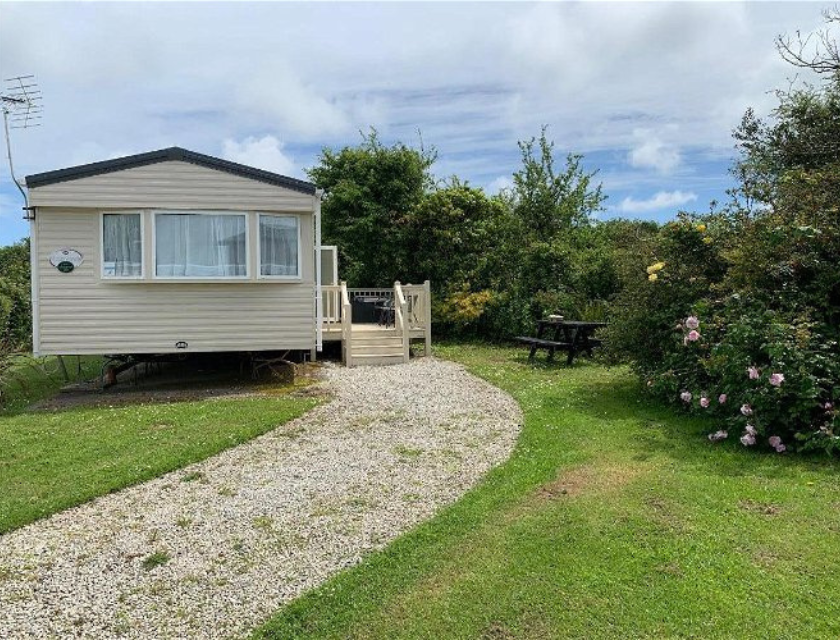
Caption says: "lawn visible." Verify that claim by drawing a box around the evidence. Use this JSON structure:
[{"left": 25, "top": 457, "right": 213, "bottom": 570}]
[
  {"left": 257, "top": 344, "right": 840, "bottom": 639},
  {"left": 0, "top": 354, "right": 104, "bottom": 414},
  {"left": 0, "top": 358, "right": 321, "bottom": 534}
]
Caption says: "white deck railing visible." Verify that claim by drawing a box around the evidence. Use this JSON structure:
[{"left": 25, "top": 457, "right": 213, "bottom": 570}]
[
  {"left": 340, "top": 281, "right": 353, "bottom": 367},
  {"left": 402, "top": 282, "right": 432, "bottom": 355},
  {"left": 322, "top": 285, "right": 343, "bottom": 328},
  {"left": 394, "top": 282, "right": 410, "bottom": 362},
  {"left": 346, "top": 288, "right": 394, "bottom": 301},
  {"left": 322, "top": 280, "right": 432, "bottom": 363}
]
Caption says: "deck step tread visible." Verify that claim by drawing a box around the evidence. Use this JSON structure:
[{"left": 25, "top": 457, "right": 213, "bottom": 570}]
[{"left": 350, "top": 354, "right": 406, "bottom": 367}]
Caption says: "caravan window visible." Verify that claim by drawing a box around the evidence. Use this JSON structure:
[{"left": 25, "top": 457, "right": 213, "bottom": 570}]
[
  {"left": 102, "top": 213, "right": 143, "bottom": 278},
  {"left": 259, "top": 214, "right": 300, "bottom": 278},
  {"left": 154, "top": 212, "right": 248, "bottom": 278}
]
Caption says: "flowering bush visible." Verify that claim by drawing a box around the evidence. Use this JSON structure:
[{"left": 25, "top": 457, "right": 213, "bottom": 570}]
[
  {"left": 646, "top": 298, "right": 839, "bottom": 454},
  {"left": 606, "top": 38, "right": 840, "bottom": 455},
  {"left": 603, "top": 216, "right": 727, "bottom": 374}
]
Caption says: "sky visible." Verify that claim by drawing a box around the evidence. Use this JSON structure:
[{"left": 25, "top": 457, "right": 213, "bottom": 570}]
[{"left": 0, "top": 1, "right": 832, "bottom": 246}]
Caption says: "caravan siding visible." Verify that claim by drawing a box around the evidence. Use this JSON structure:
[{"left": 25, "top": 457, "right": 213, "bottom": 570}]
[
  {"left": 34, "top": 208, "right": 315, "bottom": 355},
  {"left": 28, "top": 161, "right": 314, "bottom": 211}
]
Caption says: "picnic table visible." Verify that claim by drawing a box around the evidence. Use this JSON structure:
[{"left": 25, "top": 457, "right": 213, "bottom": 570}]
[{"left": 516, "top": 319, "right": 607, "bottom": 365}]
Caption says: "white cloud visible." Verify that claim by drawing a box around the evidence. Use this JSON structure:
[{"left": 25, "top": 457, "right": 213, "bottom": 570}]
[
  {"left": 0, "top": 2, "right": 819, "bottom": 172},
  {"left": 486, "top": 175, "right": 513, "bottom": 195},
  {"left": 618, "top": 190, "right": 698, "bottom": 214},
  {"left": 68, "top": 143, "right": 138, "bottom": 167},
  {"left": 221, "top": 136, "right": 298, "bottom": 177},
  {"left": 235, "top": 70, "right": 352, "bottom": 140},
  {"left": 0, "top": 1, "right": 827, "bottom": 241},
  {"left": 628, "top": 129, "right": 681, "bottom": 174}
]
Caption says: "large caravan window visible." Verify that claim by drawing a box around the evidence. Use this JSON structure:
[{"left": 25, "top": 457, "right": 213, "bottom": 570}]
[
  {"left": 102, "top": 213, "right": 143, "bottom": 278},
  {"left": 259, "top": 214, "right": 300, "bottom": 278},
  {"left": 155, "top": 212, "right": 248, "bottom": 278}
]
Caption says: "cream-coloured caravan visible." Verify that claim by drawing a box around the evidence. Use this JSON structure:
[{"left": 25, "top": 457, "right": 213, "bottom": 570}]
[{"left": 25, "top": 148, "right": 325, "bottom": 359}]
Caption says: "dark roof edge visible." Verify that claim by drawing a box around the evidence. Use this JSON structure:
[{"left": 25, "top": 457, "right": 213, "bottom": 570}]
[{"left": 24, "top": 147, "right": 317, "bottom": 195}]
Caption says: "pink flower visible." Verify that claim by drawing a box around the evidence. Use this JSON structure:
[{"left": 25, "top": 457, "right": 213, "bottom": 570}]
[
  {"left": 700, "top": 397, "right": 710, "bottom": 408},
  {"left": 686, "top": 330, "right": 700, "bottom": 342},
  {"left": 740, "top": 404, "right": 753, "bottom": 416},
  {"left": 768, "top": 435, "right": 786, "bottom": 453},
  {"left": 680, "top": 391, "right": 693, "bottom": 403},
  {"left": 685, "top": 316, "right": 699, "bottom": 330},
  {"left": 825, "top": 402, "right": 834, "bottom": 411},
  {"left": 740, "top": 433, "right": 756, "bottom": 446},
  {"left": 769, "top": 373, "right": 785, "bottom": 387},
  {"left": 708, "top": 429, "right": 728, "bottom": 442},
  {"left": 718, "top": 393, "right": 727, "bottom": 404},
  {"left": 747, "top": 366, "right": 760, "bottom": 380},
  {"left": 745, "top": 424, "right": 757, "bottom": 436}
]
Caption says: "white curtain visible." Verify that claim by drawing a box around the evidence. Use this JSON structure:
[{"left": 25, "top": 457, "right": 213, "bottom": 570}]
[
  {"left": 103, "top": 213, "right": 142, "bottom": 276},
  {"left": 156, "top": 213, "right": 247, "bottom": 277},
  {"left": 260, "top": 215, "right": 299, "bottom": 276}
]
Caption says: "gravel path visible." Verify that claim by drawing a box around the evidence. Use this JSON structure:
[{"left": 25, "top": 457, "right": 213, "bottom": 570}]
[{"left": 0, "top": 358, "right": 521, "bottom": 639}]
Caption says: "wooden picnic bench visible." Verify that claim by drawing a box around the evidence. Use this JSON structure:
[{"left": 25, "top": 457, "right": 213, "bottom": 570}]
[{"left": 516, "top": 319, "right": 607, "bottom": 365}]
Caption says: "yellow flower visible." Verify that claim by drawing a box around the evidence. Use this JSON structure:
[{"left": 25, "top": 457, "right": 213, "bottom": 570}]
[
  {"left": 696, "top": 223, "right": 707, "bottom": 233},
  {"left": 703, "top": 236, "right": 713, "bottom": 245},
  {"left": 648, "top": 273, "right": 658, "bottom": 282},
  {"left": 646, "top": 261, "right": 666, "bottom": 275}
]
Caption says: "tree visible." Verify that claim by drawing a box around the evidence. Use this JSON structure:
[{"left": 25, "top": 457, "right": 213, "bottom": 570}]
[
  {"left": 728, "top": 34, "right": 840, "bottom": 327},
  {"left": 511, "top": 126, "right": 604, "bottom": 241},
  {"left": 399, "top": 181, "right": 510, "bottom": 329},
  {"left": 0, "top": 239, "right": 31, "bottom": 350},
  {"left": 489, "top": 127, "right": 606, "bottom": 333},
  {"left": 776, "top": 8, "right": 839, "bottom": 75},
  {"left": 604, "top": 9, "right": 840, "bottom": 453},
  {"left": 307, "top": 130, "right": 436, "bottom": 286}
]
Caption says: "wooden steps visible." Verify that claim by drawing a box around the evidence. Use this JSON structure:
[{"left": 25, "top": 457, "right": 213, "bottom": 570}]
[{"left": 348, "top": 329, "right": 406, "bottom": 367}]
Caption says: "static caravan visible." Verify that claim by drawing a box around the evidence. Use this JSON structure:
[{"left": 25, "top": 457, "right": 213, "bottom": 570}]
[{"left": 25, "top": 148, "right": 326, "bottom": 360}]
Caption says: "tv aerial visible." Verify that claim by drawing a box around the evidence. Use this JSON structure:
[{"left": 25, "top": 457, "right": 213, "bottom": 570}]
[{"left": 1, "top": 74, "right": 42, "bottom": 214}]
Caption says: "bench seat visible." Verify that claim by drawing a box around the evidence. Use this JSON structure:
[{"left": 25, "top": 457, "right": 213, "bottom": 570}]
[{"left": 515, "top": 337, "right": 573, "bottom": 349}]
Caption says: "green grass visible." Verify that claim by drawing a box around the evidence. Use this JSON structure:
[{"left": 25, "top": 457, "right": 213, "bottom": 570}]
[
  {"left": 0, "top": 377, "right": 320, "bottom": 534},
  {"left": 141, "top": 550, "right": 171, "bottom": 571},
  {"left": 1, "top": 355, "right": 103, "bottom": 414},
  {"left": 256, "top": 344, "right": 840, "bottom": 639}
]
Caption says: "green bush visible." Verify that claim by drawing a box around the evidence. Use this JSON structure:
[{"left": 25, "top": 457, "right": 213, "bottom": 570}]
[
  {"left": 608, "top": 210, "right": 840, "bottom": 454},
  {"left": 647, "top": 298, "right": 839, "bottom": 453},
  {"left": 605, "top": 28, "right": 840, "bottom": 454},
  {"left": 0, "top": 239, "right": 30, "bottom": 351},
  {"left": 603, "top": 217, "right": 725, "bottom": 371}
]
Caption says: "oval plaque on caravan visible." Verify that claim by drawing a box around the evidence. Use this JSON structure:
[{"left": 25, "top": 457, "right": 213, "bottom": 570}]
[{"left": 49, "top": 248, "right": 84, "bottom": 271}]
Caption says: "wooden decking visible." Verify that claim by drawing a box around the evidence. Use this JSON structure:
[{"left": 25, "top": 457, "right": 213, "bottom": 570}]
[
  {"left": 321, "top": 282, "right": 431, "bottom": 367},
  {"left": 322, "top": 322, "right": 426, "bottom": 338}
]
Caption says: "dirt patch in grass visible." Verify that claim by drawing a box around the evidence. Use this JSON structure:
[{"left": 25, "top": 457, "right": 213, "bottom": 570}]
[
  {"left": 643, "top": 494, "right": 688, "bottom": 534},
  {"left": 30, "top": 363, "right": 327, "bottom": 412},
  {"left": 739, "top": 500, "right": 782, "bottom": 516},
  {"left": 536, "top": 460, "right": 646, "bottom": 499},
  {"left": 752, "top": 547, "right": 781, "bottom": 569},
  {"left": 655, "top": 561, "right": 684, "bottom": 577},
  {"left": 480, "top": 621, "right": 516, "bottom": 639},
  {"left": 497, "top": 459, "right": 650, "bottom": 527}
]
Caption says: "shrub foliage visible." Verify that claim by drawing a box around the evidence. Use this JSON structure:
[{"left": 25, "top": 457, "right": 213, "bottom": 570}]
[{"left": 608, "top": 63, "right": 840, "bottom": 453}]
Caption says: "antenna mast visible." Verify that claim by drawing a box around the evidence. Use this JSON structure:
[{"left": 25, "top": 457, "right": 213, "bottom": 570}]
[{"left": 1, "top": 74, "right": 43, "bottom": 214}]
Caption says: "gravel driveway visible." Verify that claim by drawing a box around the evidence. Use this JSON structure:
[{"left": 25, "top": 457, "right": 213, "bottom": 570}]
[{"left": 0, "top": 358, "right": 521, "bottom": 639}]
